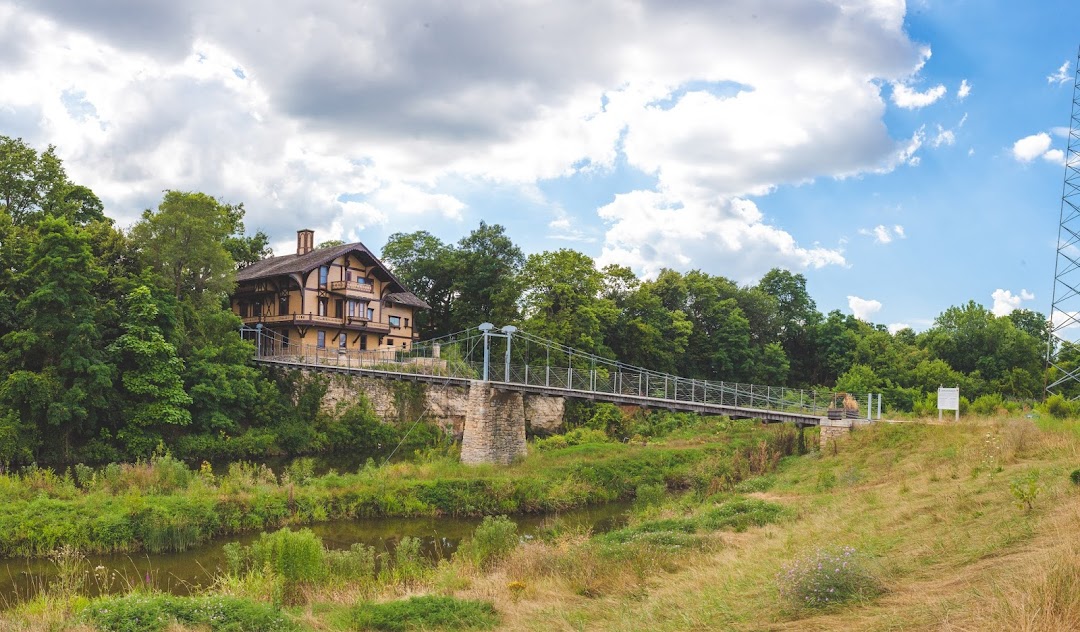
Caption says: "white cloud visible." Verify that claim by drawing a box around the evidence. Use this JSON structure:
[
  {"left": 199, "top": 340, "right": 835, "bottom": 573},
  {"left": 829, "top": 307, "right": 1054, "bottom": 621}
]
[
  {"left": 858, "top": 224, "right": 905, "bottom": 244},
  {"left": 0, "top": 0, "right": 930, "bottom": 276},
  {"left": 1043, "top": 148, "right": 1066, "bottom": 166},
  {"left": 1012, "top": 133, "right": 1053, "bottom": 162},
  {"left": 991, "top": 288, "right": 1035, "bottom": 317},
  {"left": 847, "top": 295, "right": 883, "bottom": 321},
  {"left": 1048, "top": 60, "right": 1072, "bottom": 85},
  {"left": 957, "top": 79, "right": 971, "bottom": 100},
  {"left": 890, "top": 82, "right": 946, "bottom": 109},
  {"left": 887, "top": 322, "right": 911, "bottom": 334},
  {"left": 931, "top": 124, "right": 955, "bottom": 147},
  {"left": 597, "top": 193, "right": 844, "bottom": 282}
]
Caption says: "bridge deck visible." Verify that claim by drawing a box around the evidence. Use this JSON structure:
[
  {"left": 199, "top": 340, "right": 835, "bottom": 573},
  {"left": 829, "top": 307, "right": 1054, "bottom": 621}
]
[{"left": 252, "top": 357, "right": 825, "bottom": 427}]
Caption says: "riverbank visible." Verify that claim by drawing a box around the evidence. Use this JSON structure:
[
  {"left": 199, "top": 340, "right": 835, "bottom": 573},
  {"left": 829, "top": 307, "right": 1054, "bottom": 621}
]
[
  {"left": 0, "top": 418, "right": 797, "bottom": 558},
  {"left": 4, "top": 416, "right": 1077, "bottom": 630}
]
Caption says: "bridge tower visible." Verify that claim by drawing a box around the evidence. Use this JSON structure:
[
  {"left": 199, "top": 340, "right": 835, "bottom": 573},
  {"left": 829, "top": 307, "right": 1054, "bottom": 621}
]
[
  {"left": 1047, "top": 47, "right": 1080, "bottom": 399},
  {"left": 460, "top": 324, "right": 528, "bottom": 465}
]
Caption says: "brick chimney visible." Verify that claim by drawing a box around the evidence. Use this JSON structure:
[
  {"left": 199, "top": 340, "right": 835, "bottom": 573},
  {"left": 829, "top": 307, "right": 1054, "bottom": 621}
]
[{"left": 297, "top": 229, "right": 314, "bottom": 255}]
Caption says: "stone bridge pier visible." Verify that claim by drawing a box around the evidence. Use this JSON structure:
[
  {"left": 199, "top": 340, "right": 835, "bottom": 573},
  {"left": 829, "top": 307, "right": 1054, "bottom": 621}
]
[{"left": 460, "top": 381, "right": 528, "bottom": 465}]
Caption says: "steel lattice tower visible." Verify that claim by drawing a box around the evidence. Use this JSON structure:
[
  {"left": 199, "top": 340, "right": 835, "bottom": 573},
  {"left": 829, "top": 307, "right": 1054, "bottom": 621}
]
[{"left": 1046, "top": 48, "right": 1080, "bottom": 398}]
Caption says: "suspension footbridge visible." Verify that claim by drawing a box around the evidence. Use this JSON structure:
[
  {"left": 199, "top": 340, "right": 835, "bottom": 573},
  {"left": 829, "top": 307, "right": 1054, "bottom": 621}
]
[{"left": 241, "top": 324, "right": 881, "bottom": 428}]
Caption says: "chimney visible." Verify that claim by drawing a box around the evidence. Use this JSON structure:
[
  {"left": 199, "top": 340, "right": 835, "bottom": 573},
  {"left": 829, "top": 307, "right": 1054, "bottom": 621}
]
[{"left": 297, "top": 229, "right": 314, "bottom": 255}]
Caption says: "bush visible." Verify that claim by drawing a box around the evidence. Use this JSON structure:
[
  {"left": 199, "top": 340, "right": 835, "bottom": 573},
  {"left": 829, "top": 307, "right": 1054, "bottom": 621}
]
[
  {"left": 776, "top": 546, "right": 881, "bottom": 610},
  {"left": 1071, "top": 469, "right": 1080, "bottom": 486},
  {"left": 353, "top": 596, "right": 499, "bottom": 631},
  {"left": 81, "top": 594, "right": 298, "bottom": 632},
  {"left": 534, "top": 427, "right": 608, "bottom": 451},
  {"left": 633, "top": 482, "right": 667, "bottom": 509},
  {"left": 1042, "top": 394, "right": 1079, "bottom": 419},
  {"left": 249, "top": 528, "right": 327, "bottom": 586},
  {"left": 327, "top": 542, "right": 377, "bottom": 581},
  {"left": 456, "top": 516, "right": 518, "bottom": 570}
]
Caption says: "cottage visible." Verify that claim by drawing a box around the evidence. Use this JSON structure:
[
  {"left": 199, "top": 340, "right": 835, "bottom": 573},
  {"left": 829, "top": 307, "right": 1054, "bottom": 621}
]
[{"left": 231, "top": 229, "right": 429, "bottom": 352}]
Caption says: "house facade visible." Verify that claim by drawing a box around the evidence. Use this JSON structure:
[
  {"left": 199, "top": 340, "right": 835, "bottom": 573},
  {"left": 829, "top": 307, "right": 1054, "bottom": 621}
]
[{"left": 231, "top": 229, "right": 429, "bottom": 352}]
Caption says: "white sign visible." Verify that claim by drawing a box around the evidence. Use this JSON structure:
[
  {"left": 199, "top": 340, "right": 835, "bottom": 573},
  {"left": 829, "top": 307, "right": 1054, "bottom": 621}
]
[
  {"left": 937, "top": 387, "right": 960, "bottom": 421},
  {"left": 937, "top": 387, "right": 959, "bottom": 410}
]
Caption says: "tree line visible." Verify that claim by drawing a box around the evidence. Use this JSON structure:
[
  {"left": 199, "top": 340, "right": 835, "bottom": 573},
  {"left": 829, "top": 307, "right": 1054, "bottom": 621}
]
[{"left": 0, "top": 135, "right": 1059, "bottom": 463}]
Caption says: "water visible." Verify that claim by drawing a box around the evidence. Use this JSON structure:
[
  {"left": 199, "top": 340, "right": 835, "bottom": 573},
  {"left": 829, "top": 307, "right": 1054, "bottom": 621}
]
[{"left": 0, "top": 502, "right": 630, "bottom": 608}]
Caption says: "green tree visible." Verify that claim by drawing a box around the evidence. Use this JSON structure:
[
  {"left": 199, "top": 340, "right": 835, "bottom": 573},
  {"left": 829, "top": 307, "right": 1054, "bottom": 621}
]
[
  {"left": 0, "top": 217, "right": 113, "bottom": 459},
  {"left": 381, "top": 231, "right": 457, "bottom": 336},
  {"left": 110, "top": 286, "right": 192, "bottom": 454},
  {"left": 520, "top": 249, "right": 616, "bottom": 353},
  {"left": 451, "top": 222, "right": 523, "bottom": 330},
  {"left": 130, "top": 191, "right": 244, "bottom": 309},
  {"left": 756, "top": 269, "right": 819, "bottom": 384}
]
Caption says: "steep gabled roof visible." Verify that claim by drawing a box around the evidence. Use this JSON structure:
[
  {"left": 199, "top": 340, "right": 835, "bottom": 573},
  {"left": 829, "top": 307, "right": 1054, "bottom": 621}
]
[{"left": 235, "top": 242, "right": 430, "bottom": 309}]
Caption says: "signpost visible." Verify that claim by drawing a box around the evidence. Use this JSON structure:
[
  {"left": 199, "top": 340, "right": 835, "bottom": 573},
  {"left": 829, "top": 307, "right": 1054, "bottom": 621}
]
[{"left": 937, "top": 386, "right": 960, "bottom": 421}]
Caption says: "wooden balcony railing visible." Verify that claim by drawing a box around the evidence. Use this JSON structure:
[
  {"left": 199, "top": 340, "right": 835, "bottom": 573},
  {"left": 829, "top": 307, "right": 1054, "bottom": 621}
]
[
  {"left": 241, "top": 314, "right": 390, "bottom": 333},
  {"left": 329, "top": 280, "right": 374, "bottom": 295}
]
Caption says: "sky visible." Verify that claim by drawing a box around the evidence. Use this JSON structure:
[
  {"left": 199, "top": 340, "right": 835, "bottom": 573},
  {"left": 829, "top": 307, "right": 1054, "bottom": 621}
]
[{"left": 1, "top": 0, "right": 1079, "bottom": 333}]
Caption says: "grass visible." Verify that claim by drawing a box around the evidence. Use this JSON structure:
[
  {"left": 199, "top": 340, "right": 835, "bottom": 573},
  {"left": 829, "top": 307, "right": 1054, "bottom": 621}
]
[
  {"left": 4, "top": 416, "right": 1080, "bottom": 631},
  {"left": 0, "top": 420, "right": 793, "bottom": 557}
]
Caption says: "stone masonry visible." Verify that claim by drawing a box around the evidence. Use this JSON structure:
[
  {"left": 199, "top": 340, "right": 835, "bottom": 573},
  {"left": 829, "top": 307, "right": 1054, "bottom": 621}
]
[
  {"left": 818, "top": 417, "right": 853, "bottom": 450},
  {"left": 460, "top": 381, "right": 528, "bottom": 465}
]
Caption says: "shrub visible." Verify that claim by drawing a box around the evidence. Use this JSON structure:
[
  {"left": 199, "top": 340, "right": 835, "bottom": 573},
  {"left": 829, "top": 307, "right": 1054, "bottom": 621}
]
[
  {"left": 327, "top": 543, "right": 377, "bottom": 581},
  {"left": 698, "top": 498, "right": 790, "bottom": 532},
  {"left": 1071, "top": 469, "right": 1080, "bottom": 486},
  {"left": 1042, "top": 394, "right": 1078, "bottom": 419},
  {"left": 1009, "top": 471, "right": 1042, "bottom": 512},
  {"left": 352, "top": 596, "right": 498, "bottom": 631},
  {"left": 456, "top": 516, "right": 519, "bottom": 570},
  {"left": 249, "top": 528, "right": 327, "bottom": 586},
  {"left": 381, "top": 536, "right": 429, "bottom": 587},
  {"left": 81, "top": 593, "right": 298, "bottom": 632},
  {"left": 633, "top": 482, "right": 667, "bottom": 509},
  {"left": 776, "top": 546, "right": 881, "bottom": 610}
]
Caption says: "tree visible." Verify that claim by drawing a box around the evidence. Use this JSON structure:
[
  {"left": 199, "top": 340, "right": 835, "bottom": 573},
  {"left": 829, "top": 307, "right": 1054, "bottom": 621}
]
[
  {"left": 757, "top": 268, "right": 820, "bottom": 384},
  {"left": 520, "top": 249, "right": 616, "bottom": 352},
  {"left": 451, "top": 222, "right": 523, "bottom": 330},
  {"left": 0, "top": 217, "right": 113, "bottom": 459},
  {"left": 381, "top": 231, "right": 456, "bottom": 336},
  {"left": 130, "top": 191, "right": 245, "bottom": 309},
  {"left": 110, "top": 286, "right": 192, "bottom": 454}
]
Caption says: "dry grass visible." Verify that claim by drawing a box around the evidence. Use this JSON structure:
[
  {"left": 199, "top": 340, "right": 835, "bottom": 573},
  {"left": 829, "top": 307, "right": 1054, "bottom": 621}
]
[{"left": 439, "top": 417, "right": 1080, "bottom": 631}]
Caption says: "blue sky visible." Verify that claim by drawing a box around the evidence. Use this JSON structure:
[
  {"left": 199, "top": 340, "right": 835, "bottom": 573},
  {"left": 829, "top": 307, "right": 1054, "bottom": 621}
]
[{"left": 2, "top": 1, "right": 1079, "bottom": 331}]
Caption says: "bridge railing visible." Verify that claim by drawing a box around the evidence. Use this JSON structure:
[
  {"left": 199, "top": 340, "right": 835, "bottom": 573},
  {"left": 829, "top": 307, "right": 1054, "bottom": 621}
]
[{"left": 241, "top": 326, "right": 882, "bottom": 420}]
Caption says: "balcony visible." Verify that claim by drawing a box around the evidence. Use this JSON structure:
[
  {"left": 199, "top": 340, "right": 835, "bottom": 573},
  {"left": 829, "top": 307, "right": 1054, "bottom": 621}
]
[
  {"left": 241, "top": 313, "right": 390, "bottom": 333},
  {"left": 329, "top": 280, "right": 374, "bottom": 296}
]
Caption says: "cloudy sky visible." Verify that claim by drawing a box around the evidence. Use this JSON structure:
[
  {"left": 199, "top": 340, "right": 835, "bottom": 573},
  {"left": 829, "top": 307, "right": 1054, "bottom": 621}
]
[{"left": 2, "top": 0, "right": 1077, "bottom": 332}]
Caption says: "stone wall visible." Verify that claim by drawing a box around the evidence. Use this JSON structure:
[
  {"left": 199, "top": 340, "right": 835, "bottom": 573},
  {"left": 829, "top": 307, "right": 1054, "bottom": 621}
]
[
  {"left": 524, "top": 395, "right": 564, "bottom": 435},
  {"left": 306, "top": 370, "right": 561, "bottom": 441},
  {"left": 818, "top": 418, "right": 853, "bottom": 449},
  {"left": 460, "top": 381, "right": 527, "bottom": 465}
]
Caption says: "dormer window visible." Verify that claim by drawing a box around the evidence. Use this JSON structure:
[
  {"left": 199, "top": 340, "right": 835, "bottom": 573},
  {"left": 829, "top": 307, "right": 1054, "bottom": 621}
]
[{"left": 319, "top": 266, "right": 329, "bottom": 286}]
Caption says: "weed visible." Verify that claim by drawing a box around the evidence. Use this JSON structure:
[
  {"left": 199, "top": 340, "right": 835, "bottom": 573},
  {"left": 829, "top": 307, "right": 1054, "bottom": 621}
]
[
  {"left": 353, "top": 595, "right": 498, "bottom": 631},
  {"left": 776, "top": 545, "right": 882, "bottom": 611},
  {"left": 81, "top": 593, "right": 298, "bottom": 632},
  {"left": 1009, "top": 471, "right": 1042, "bottom": 512},
  {"left": 455, "top": 515, "right": 519, "bottom": 570}
]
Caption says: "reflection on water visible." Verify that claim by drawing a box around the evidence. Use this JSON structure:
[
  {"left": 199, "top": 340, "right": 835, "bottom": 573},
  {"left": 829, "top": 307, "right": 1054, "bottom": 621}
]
[{"left": 0, "top": 502, "right": 629, "bottom": 608}]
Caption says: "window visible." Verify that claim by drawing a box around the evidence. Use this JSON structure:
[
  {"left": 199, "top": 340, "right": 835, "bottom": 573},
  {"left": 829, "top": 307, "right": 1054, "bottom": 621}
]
[
  {"left": 345, "top": 270, "right": 352, "bottom": 282},
  {"left": 319, "top": 265, "right": 329, "bottom": 286},
  {"left": 334, "top": 299, "right": 343, "bottom": 318},
  {"left": 339, "top": 333, "right": 347, "bottom": 348},
  {"left": 360, "top": 334, "right": 368, "bottom": 350},
  {"left": 347, "top": 300, "right": 357, "bottom": 317},
  {"left": 279, "top": 294, "right": 289, "bottom": 316},
  {"left": 238, "top": 302, "right": 249, "bottom": 318},
  {"left": 253, "top": 302, "right": 261, "bottom": 317},
  {"left": 404, "top": 318, "right": 410, "bottom": 328},
  {"left": 389, "top": 315, "right": 401, "bottom": 328},
  {"left": 318, "top": 298, "right": 328, "bottom": 317},
  {"left": 386, "top": 338, "right": 393, "bottom": 346},
  {"left": 367, "top": 307, "right": 374, "bottom": 320},
  {"left": 317, "top": 331, "right": 326, "bottom": 348}
]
